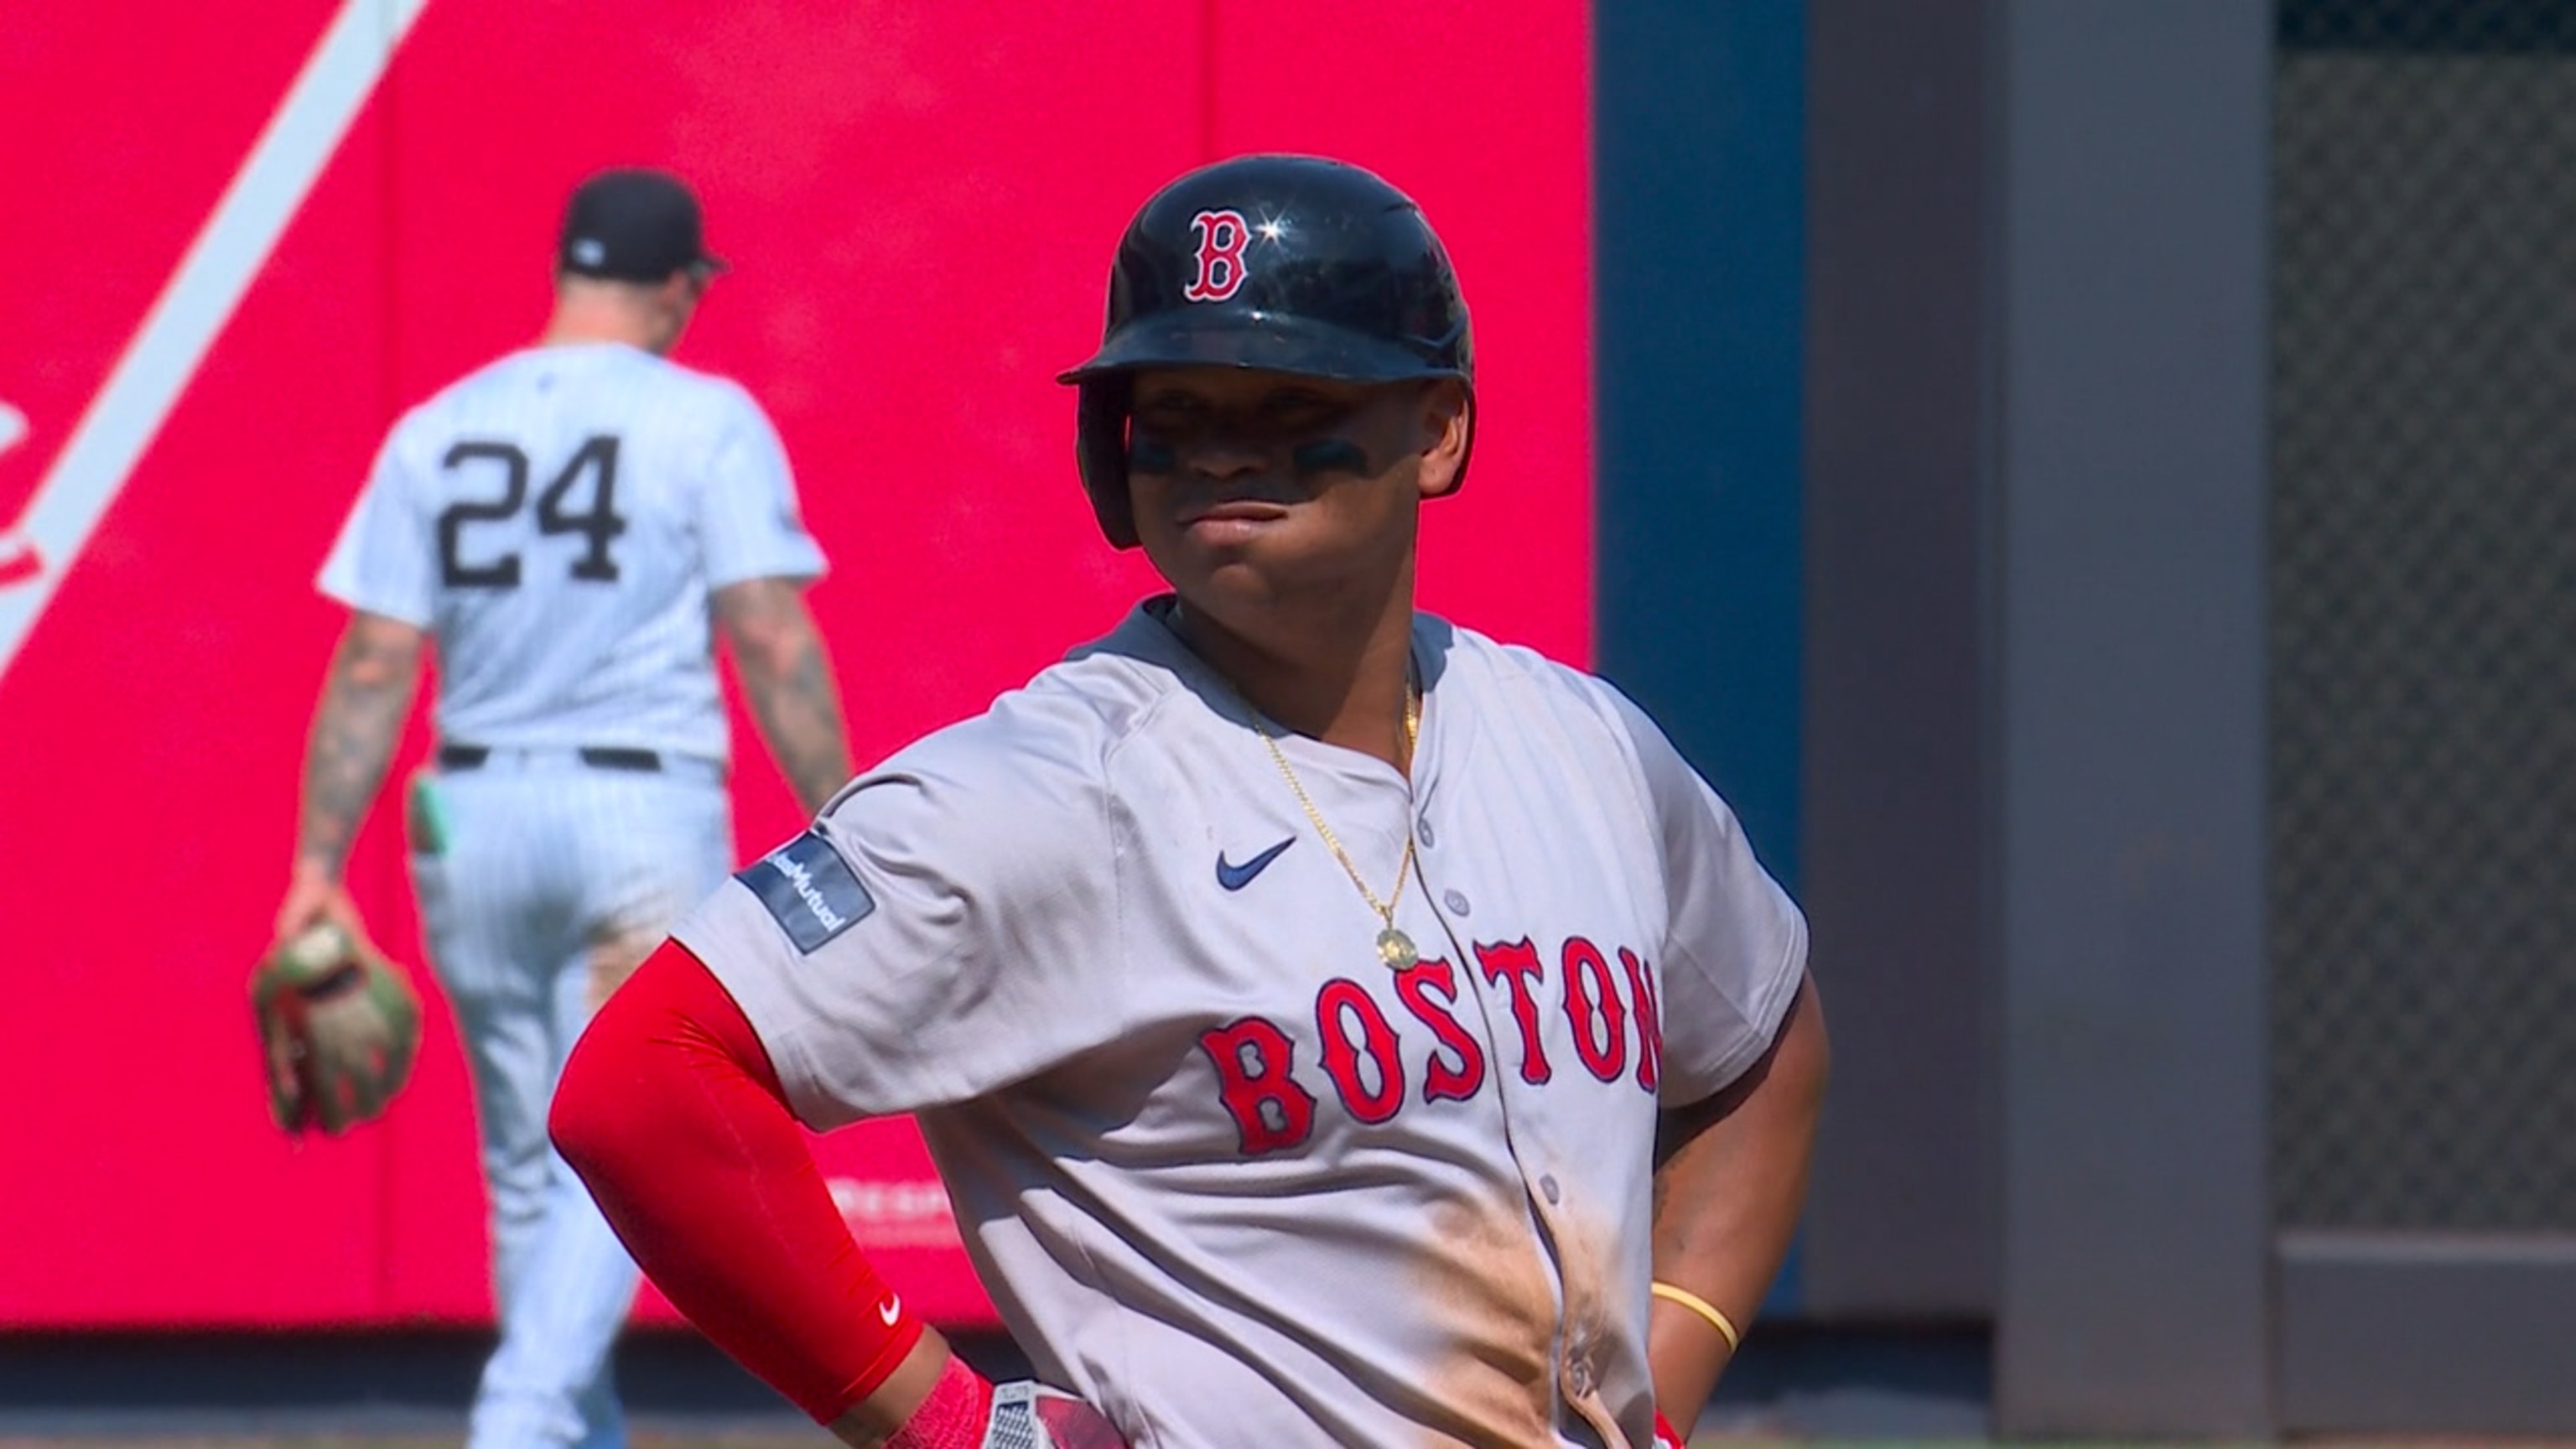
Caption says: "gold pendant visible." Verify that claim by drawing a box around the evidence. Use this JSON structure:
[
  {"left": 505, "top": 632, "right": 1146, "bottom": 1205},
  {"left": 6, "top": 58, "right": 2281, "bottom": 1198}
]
[{"left": 1376, "top": 927, "right": 1418, "bottom": 971}]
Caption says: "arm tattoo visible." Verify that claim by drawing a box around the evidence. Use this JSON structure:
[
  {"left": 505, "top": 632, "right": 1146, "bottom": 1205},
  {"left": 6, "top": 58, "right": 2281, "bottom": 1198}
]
[
  {"left": 753, "top": 629, "right": 854, "bottom": 815},
  {"left": 722, "top": 580, "right": 853, "bottom": 816},
  {"left": 298, "top": 619, "right": 423, "bottom": 875}
]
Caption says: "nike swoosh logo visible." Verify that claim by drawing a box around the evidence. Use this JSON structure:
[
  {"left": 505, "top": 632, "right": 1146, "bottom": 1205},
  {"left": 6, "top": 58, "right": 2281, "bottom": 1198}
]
[
  {"left": 1216, "top": 837, "right": 1296, "bottom": 891},
  {"left": 877, "top": 1293, "right": 901, "bottom": 1326}
]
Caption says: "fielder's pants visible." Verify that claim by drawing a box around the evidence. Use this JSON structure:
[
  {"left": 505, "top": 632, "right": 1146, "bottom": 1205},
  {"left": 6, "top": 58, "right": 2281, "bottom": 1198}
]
[{"left": 410, "top": 750, "right": 732, "bottom": 1449}]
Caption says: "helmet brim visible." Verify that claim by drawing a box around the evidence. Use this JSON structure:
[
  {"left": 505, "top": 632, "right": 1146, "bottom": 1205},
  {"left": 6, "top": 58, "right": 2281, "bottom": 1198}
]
[{"left": 1057, "top": 310, "right": 1462, "bottom": 387}]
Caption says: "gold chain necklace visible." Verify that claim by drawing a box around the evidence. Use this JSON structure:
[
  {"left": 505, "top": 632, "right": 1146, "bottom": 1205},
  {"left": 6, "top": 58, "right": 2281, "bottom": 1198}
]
[{"left": 1255, "top": 683, "right": 1422, "bottom": 971}]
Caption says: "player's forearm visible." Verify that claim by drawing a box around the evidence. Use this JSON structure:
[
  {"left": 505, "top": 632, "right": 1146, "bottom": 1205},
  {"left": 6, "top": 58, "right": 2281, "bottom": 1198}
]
[
  {"left": 552, "top": 940, "right": 932, "bottom": 1432},
  {"left": 294, "top": 615, "right": 423, "bottom": 876},
  {"left": 1645, "top": 972, "right": 1829, "bottom": 1426},
  {"left": 749, "top": 667, "right": 852, "bottom": 817},
  {"left": 719, "top": 581, "right": 853, "bottom": 814},
  {"left": 826, "top": 1336, "right": 954, "bottom": 1447},
  {"left": 742, "top": 631, "right": 852, "bottom": 815}
]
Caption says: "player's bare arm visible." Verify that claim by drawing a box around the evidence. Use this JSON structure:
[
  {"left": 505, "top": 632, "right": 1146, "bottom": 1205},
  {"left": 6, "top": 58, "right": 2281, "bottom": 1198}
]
[
  {"left": 1647, "top": 970, "right": 1830, "bottom": 1427},
  {"left": 278, "top": 610, "right": 423, "bottom": 938},
  {"left": 715, "top": 576, "right": 852, "bottom": 815}
]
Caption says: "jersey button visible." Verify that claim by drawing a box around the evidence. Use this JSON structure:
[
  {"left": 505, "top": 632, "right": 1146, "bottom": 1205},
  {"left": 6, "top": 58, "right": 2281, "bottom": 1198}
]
[
  {"left": 1568, "top": 1358, "right": 1597, "bottom": 1396},
  {"left": 1540, "top": 1174, "right": 1561, "bottom": 1205},
  {"left": 1443, "top": 889, "right": 1471, "bottom": 916},
  {"left": 1418, "top": 813, "right": 1437, "bottom": 846}
]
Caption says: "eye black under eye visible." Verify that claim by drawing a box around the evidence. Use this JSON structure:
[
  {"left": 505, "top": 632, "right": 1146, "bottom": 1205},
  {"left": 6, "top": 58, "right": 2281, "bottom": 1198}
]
[{"left": 1127, "top": 436, "right": 1179, "bottom": 473}]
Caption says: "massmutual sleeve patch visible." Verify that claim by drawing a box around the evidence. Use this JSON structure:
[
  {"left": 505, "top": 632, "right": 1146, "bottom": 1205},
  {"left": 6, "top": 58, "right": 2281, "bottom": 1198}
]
[{"left": 737, "top": 829, "right": 876, "bottom": 954}]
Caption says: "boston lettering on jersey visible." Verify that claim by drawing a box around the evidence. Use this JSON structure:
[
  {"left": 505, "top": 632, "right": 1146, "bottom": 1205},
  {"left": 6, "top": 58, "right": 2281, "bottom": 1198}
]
[{"left": 1196, "top": 934, "right": 1665, "bottom": 1155}]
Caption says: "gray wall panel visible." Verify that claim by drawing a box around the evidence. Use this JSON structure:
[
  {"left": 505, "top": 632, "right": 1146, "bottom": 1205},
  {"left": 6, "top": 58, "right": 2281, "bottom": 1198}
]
[
  {"left": 1991, "top": 0, "right": 2272, "bottom": 1433},
  {"left": 2280, "top": 1233, "right": 2576, "bottom": 1433},
  {"left": 1800, "top": 0, "right": 1996, "bottom": 1319}
]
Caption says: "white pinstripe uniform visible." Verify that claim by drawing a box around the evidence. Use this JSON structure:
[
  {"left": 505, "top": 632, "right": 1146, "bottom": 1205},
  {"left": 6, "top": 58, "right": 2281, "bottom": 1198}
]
[
  {"left": 678, "top": 603, "right": 1807, "bottom": 1449},
  {"left": 319, "top": 340, "right": 823, "bottom": 1449}
]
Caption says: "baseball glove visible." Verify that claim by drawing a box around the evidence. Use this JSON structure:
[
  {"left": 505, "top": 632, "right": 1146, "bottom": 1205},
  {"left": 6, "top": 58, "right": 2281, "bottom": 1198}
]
[{"left": 251, "top": 921, "right": 423, "bottom": 1135}]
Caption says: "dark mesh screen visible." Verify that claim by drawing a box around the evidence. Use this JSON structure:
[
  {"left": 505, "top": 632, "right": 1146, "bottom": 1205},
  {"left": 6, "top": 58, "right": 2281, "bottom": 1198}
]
[{"left": 2271, "top": 0, "right": 2576, "bottom": 1230}]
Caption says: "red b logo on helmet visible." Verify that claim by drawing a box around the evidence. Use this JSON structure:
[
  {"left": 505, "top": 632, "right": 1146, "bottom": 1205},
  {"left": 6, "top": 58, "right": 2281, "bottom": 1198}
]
[{"left": 1183, "top": 209, "right": 1251, "bottom": 302}]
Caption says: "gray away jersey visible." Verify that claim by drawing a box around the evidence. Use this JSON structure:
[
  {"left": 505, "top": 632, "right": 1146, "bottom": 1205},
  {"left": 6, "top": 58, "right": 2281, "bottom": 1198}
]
[
  {"left": 680, "top": 604, "right": 1807, "bottom": 1449},
  {"left": 319, "top": 342, "right": 824, "bottom": 762}
]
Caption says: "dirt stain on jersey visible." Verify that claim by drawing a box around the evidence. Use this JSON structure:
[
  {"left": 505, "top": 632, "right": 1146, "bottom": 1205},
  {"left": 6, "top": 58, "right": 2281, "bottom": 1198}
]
[
  {"left": 1540, "top": 1197, "right": 1640, "bottom": 1449},
  {"left": 1408, "top": 1187, "right": 1560, "bottom": 1447}
]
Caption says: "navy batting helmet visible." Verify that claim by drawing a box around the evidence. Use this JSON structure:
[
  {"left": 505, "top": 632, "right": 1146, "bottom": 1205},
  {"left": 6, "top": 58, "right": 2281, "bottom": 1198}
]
[{"left": 1057, "top": 154, "right": 1476, "bottom": 548}]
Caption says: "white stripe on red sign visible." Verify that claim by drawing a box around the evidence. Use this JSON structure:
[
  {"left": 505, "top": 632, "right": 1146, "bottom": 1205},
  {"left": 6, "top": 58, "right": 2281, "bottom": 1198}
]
[{"left": 0, "top": 0, "right": 432, "bottom": 680}]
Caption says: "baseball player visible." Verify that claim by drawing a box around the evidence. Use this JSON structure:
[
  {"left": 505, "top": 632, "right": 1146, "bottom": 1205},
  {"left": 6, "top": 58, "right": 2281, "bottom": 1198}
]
[
  {"left": 273, "top": 168, "right": 854, "bottom": 1449},
  {"left": 552, "top": 154, "right": 1827, "bottom": 1449}
]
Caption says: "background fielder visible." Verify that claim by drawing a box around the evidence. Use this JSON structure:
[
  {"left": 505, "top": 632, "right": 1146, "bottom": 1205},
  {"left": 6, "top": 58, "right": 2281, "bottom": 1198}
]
[
  {"left": 274, "top": 168, "right": 854, "bottom": 1449},
  {"left": 553, "top": 154, "right": 1827, "bottom": 1449}
]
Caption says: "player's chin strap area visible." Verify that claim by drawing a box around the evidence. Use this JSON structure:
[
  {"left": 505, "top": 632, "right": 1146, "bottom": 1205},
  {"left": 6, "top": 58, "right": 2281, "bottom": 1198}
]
[{"left": 1072, "top": 378, "right": 1141, "bottom": 550}]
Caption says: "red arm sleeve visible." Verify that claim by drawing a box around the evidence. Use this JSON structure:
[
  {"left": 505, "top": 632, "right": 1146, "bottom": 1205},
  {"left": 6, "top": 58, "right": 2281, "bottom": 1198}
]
[{"left": 549, "top": 938, "right": 925, "bottom": 1424}]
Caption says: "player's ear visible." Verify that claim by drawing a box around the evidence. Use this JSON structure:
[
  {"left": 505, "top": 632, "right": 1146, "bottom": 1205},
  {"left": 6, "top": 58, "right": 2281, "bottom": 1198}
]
[{"left": 1414, "top": 379, "right": 1471, "bottom": 500}]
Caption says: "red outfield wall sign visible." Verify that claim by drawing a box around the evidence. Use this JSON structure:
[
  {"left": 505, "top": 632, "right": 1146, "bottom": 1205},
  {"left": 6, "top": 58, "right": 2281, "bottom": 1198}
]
[{"left": 0, "top": 0, "right": 1589, "bottom": 1329}]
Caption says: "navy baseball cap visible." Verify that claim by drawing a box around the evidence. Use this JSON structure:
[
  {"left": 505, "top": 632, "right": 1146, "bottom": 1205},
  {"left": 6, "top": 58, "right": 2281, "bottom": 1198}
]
[{"left": 556, "top": 169, "right": 728, "bottom": 282}]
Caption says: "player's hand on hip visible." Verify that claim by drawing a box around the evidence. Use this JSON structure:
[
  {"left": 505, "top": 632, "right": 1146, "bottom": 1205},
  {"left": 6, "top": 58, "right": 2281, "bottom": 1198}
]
[{"left": 875, "top": 1353, "right": 1127, "bottom": 1449}]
